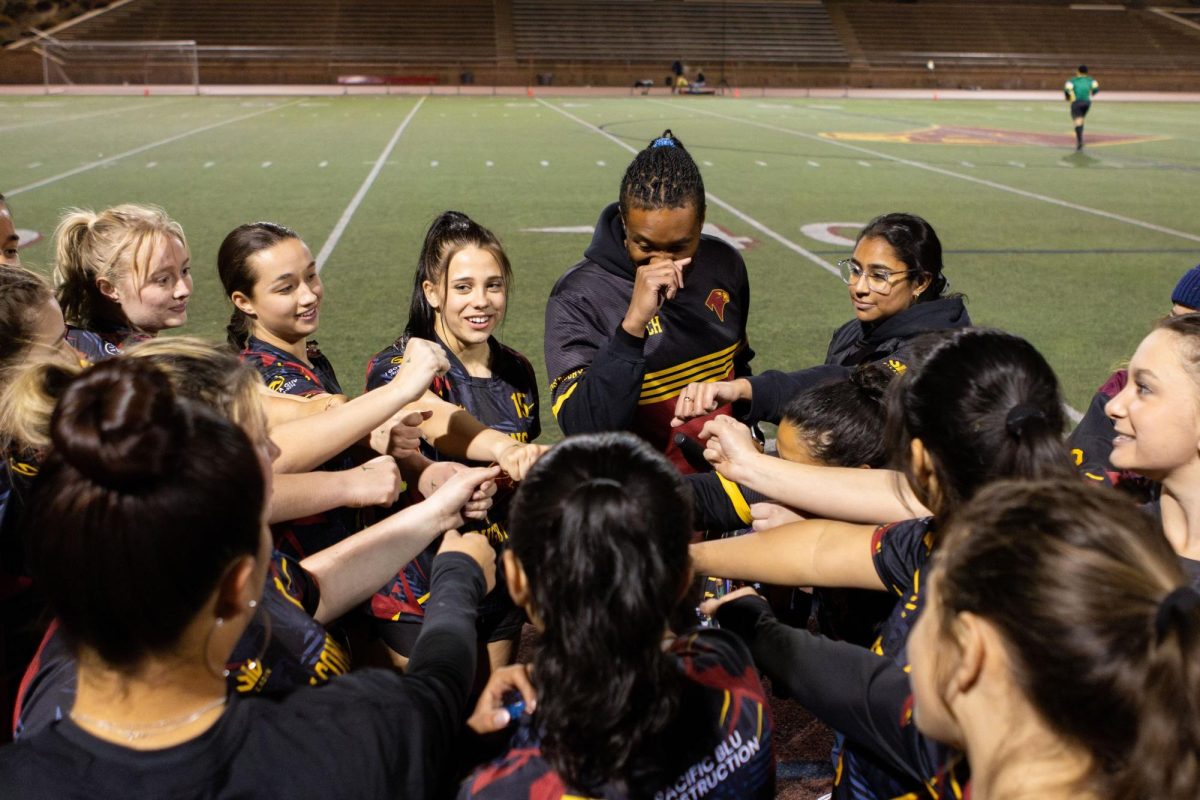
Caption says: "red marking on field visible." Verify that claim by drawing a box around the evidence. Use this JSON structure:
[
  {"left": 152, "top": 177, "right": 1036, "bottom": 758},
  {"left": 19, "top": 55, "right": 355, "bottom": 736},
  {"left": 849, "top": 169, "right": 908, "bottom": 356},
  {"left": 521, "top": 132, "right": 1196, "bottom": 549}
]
[{"left": 820, "top": 125, "right": 1165, "bottom": 148}]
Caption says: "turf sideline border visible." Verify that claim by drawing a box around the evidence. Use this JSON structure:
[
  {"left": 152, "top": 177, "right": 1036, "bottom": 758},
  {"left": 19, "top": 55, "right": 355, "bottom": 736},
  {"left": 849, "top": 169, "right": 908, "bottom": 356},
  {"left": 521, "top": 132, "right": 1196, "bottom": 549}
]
[{"left": 2, "top": 99, "right": 303, "bottom": 197}]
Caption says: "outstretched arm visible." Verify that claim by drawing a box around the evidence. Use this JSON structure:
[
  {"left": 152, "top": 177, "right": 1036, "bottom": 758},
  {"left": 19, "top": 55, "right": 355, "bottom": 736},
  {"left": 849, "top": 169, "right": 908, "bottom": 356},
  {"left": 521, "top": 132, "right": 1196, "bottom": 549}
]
[
  {"left": 690, "top": 518, "right": 885, "bottom": 591},
  {"left": 700, "top": 415, "right": 930, "bottom": 522}
]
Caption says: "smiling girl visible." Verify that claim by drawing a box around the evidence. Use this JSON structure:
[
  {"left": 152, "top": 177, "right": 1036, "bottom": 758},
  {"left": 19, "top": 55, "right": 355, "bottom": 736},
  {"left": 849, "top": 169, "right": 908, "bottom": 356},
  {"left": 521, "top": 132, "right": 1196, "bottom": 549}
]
[
  {"left": 1105, "top": 314, "right": 1200, "bottom": 575},
  {"left": 365, "top": 210, "right": 540, "bottom": 668},
  {"left": 52, "top": 204, "right": 191, "bottom": 363},
  {"left": 673, "top": 212, "right": 967, "bottom": 427}
]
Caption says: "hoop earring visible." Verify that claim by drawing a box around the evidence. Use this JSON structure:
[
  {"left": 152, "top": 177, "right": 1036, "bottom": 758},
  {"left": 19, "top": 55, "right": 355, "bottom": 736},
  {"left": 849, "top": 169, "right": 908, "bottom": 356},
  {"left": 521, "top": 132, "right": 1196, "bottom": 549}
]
[{"left": 204, "top": 599, "right": 272, "bottom": 681}]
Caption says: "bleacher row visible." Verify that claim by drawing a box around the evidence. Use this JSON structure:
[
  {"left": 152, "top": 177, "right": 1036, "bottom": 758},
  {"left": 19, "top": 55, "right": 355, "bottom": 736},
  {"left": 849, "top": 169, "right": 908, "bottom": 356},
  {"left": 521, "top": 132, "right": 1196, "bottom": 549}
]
[{"left": 6, "top": 0, "right": 1200, "bottom": 83}]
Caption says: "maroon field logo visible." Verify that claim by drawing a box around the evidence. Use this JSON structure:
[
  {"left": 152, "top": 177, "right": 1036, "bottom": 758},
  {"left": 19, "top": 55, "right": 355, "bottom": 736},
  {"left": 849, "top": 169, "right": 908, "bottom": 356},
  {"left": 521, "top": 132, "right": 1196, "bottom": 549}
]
[{"left": 820, "top": 125, "right": 1164, "bottom": 148}]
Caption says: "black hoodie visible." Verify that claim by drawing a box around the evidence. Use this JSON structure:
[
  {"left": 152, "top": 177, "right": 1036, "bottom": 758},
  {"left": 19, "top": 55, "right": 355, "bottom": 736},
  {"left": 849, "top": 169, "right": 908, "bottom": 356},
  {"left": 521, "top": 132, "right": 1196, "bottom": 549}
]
[
  {"left": 746, "top": 296, "right": 971, "bottom": 425},
  {"left": 544, "top": 203, "right": 753, "bottom": 471}
]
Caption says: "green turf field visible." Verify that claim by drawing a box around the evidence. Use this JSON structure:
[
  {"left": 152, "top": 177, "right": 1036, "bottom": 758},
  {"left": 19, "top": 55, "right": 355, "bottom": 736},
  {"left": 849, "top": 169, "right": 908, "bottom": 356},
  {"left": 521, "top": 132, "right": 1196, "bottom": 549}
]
[{"left": 5, "top": 93, "right": 1199, "bottom": 440}]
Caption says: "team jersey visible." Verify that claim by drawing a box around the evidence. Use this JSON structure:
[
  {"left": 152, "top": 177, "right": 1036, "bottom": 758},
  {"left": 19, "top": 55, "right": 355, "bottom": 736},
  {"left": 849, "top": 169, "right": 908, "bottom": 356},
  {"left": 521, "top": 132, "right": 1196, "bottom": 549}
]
[
  {"left": 545, "top": 203, "right": 753, "bottom": 473},
  {"left": 827, "top": 517, "right": 937, "bottom": 800},
  {"left": 363, "top": 334, "right": 539, "bottom": 627},
  {"left": 12, "top": 550, "right": 348, "bottom": 741},
  {"left": 1066, "top": 370, "right": 1158, "bottom": 503},
  {"left": 715, "top": 594, "right": 970, "bottom": 800},
  {"left": 1065, "top": 75, "right": 1098, "bottom": 103},
  {"left": 686, "top": 471, "right": 770, "bottom": 533},
  {"left": 63, "top": 321, "right": 149, "bottom": 364},
  {"left": 240, "top": 336, "right": 362, "bottom": 559},
  {"left": 459, "top": 627, "right": 775, "bottom": 799}
]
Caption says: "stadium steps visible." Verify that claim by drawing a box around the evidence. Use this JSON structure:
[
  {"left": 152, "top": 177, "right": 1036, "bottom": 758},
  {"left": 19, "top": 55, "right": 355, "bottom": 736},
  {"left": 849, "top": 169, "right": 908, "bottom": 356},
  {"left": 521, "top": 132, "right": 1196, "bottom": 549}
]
[
  {"left": 838, "top": 2, "right": 1200, "bottom": 70},
  {"left": 510, "top": 0, "right": 848, "bottom": 64}
]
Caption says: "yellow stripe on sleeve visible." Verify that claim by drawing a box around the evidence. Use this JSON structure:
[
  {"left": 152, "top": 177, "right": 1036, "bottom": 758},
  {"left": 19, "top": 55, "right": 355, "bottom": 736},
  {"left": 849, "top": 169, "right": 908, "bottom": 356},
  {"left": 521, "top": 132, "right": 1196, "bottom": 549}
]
[
  {"left": 716, "top": 472, "right": 753, "bottom": 525},
  {"left": 551, "top": 380, "right": 580, "bottom": 418}
]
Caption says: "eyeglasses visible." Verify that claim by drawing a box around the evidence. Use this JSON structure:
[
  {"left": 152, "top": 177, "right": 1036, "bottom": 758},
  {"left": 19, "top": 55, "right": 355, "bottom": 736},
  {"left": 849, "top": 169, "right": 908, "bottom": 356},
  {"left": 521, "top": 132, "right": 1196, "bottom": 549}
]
[{"left": 838, "top": 259, "right": 916, "bottom": 295}]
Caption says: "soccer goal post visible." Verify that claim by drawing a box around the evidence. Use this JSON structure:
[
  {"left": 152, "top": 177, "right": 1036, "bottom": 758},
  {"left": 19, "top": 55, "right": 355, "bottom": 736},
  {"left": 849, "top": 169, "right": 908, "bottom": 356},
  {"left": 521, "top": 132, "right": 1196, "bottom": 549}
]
[{"left": 38, "top": 38, "right": 200, "bottom": 92}]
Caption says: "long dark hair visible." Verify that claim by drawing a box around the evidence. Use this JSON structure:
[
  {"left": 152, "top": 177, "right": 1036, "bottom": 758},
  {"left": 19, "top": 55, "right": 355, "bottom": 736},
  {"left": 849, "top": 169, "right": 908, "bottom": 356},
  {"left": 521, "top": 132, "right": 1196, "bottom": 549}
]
[
  {"left": 856, "top": 212, "right": 948, "bottom": 302},
  {"left": 885, "top": 328, "right": 1072, "bottom": 525},
  {"left": 619, "top": 129, "right": 706, "bottom": 216},
  {"left": 27, "top": 359, "right": 264, "bottom": 667},
  {"left": 404, "top": 211, "right": 512, "bottom": 342},
  {"left": 507, "top": 432, "right": 693, "bottom": 794},
  {"left": 217, "top": 221, "right": 300, "bottom": 350},
  {"left": 934, "top": 479, "right": 1199, "bottom": 799}
]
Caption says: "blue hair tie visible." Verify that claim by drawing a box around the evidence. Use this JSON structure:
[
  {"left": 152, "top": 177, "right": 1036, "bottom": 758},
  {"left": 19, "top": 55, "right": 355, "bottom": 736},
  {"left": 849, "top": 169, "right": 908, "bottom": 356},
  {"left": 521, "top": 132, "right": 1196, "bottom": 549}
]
[{"left": 651, "top": 137, "right": 676, "bottom": 149}]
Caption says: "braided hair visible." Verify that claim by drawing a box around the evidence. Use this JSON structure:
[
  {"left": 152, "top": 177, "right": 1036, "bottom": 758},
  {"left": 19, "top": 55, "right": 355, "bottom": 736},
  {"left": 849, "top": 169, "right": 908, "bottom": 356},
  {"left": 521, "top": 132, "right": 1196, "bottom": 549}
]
[{"left": 618, "top": 130, "right": 706, "bottom": 216}]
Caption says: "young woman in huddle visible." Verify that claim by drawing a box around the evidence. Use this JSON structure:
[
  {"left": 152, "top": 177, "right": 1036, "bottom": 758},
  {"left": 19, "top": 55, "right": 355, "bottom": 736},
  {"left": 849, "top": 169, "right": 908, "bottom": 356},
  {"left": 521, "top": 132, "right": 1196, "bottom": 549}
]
[
  {"left": 1106, "top": 313, "right": 1200, "bottom": 580},
  {"left": 908, "top": 478, "right": 1200, "bottom": 799},
  {"left": 0, "top": 358, "right": 498, "bottom": 799},
  {"left": 460, "top": 432, "right": 775, "bottom": 799},
  {"left": 364, "top": 211, "right": 541, "bottom": 668},
  {"left": 11, "top": 340, "right": 499, "bottom": 739},
  {"left": 52, "top": 203, "right": 191, "bottom": 362},
  {"left": 692, "top": 327, "right": 1073, "bottom": 800},
  {"left": 673, "top": 212, "right": 968, "bottom": 428},
  {"left": 705, "top": 479, "right": 1200, "bottom": 800}
]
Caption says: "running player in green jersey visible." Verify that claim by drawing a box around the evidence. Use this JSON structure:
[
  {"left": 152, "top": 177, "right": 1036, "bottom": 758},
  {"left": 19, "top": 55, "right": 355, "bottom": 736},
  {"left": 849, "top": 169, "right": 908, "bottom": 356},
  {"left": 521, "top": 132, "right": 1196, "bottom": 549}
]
[{"left": 1064, "top": 65, "right": 1099, "bottom": 151}]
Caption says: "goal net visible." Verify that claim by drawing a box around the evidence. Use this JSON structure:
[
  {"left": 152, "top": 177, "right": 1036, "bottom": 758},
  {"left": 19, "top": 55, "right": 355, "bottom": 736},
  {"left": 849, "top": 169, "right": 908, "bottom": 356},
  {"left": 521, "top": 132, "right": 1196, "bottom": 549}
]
[{"left": 38, "top": 38, "right": 200, "bottom": 91}]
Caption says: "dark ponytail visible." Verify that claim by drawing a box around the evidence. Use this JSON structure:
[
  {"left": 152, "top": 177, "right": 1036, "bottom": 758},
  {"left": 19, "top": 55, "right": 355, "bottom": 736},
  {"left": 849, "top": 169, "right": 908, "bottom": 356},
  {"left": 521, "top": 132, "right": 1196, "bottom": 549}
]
[
  {"left": 404, "top": 210, "right": 512, "bottom": 342},
  {"left": 779, "top": 362, "right": 894, "bottom": 468},
  {"left": 28, "top": 358, "right": 264, "bottom": 667},
  {"left": 856, "top": 212, "right": 948, "bottom": 302},
  {"left": 885, "top": 328, "right": 1072, "bottom": 522},
  {"left": 217, "top": 222, "right": 299, "bottom": 350},
  {"left": 618, "top": 129, "right": 706, "bottom": 216},
  {"left": 507, "top": 433, "right": 693, "bottom": 794},
  {"left": 934, "top": 479, "right": 1200, "bottom": 799}
]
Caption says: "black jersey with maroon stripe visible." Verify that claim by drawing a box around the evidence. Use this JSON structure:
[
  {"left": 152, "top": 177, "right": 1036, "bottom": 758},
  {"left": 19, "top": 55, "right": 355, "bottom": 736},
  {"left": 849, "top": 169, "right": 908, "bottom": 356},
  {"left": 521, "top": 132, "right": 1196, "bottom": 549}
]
[
  {"left": 363, "top": 334, "right": 538, "bottom": 628},
  {"left": 12, "top": 551, "right": 347, "bottom": 741},
  {"left": 459, "top": 627, "right": 775, "bottom": 799},
  {"left": 544, "top": 203, "right": 752, "bottom": 473},
  {"left": 240, "top": 336, "right": 361, "bottom": 559}
]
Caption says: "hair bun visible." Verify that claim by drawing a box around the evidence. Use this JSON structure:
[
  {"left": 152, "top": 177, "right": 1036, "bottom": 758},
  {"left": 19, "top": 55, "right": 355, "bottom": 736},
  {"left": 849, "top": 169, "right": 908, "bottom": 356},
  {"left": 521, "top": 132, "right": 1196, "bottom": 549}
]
[
  {"left": 435, "top": 210, "right": 473, "bottom": 233},
  {"left": 51, "top": 359, "right": 189, "bottom": 492}
]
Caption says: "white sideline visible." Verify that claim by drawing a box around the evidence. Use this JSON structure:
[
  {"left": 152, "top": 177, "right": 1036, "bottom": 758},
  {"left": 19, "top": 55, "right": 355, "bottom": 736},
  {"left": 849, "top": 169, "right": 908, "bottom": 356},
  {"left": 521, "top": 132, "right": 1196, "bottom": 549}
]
[
  {"left": 315, "top": 96, "right": 425, "bottom": 271},
  {"left": 535, "top": 98, "right": 841, "bottom": 278},
  {"left": 0, "top": 99, "right": 182, "bottom": 134},
  {"left": 650, "top": 99, "right": 1200, "bottom": 245},
  {"left": 3, "top": 99, "right": 302, "bottom": 197}
]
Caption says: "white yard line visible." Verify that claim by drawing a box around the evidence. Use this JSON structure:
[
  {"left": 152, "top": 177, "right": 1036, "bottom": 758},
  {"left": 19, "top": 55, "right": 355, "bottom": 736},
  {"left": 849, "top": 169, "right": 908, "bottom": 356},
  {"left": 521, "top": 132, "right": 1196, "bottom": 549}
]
[
  {"left": 4, "top": 99, "right": 302, "bottom": 197},
  {"left": 650, "top": 99, "right": 1200, "bottom": 244},
  {"left": 315, "top": 96, "right": 425, "bottom": 271},
  {"left": 535, "top": 98, "right": 840, "bottom": 278}
]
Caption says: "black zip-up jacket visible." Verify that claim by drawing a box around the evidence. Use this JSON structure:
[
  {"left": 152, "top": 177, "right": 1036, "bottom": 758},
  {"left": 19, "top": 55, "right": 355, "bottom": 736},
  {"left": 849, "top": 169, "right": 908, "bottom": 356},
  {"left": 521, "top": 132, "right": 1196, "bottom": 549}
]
[
  {"left": 544, "top": 203, "right": 753, "bottom": 472},
  {"left": 746, "top": 296, "right": 970, "bottom": 424}
]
